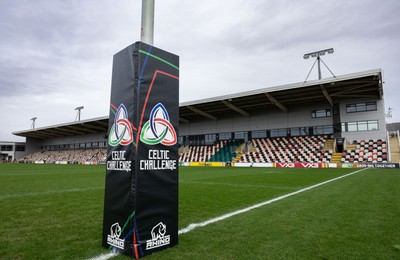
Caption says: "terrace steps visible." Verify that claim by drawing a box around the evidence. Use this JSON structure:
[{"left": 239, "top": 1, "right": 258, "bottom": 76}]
[
  {"left": 324, "top": 139, "right": 334, "bottom": 150},
  {"left": 389, "top": 137, "right": 400, "bottom": 162},
  {"left": 346, "top": 144, "right": 357, "bottom": 150},
  {"left": 331, "top": 153, "right": 342, "bottom": 163}
]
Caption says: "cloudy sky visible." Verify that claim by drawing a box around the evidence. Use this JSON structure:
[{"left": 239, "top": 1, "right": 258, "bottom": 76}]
[{"left": 1, "top": 0, "right": 399, "bottom": 141}]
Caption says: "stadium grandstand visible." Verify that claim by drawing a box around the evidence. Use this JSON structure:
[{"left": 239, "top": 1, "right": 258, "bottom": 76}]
[{"left": 10, "top": 68, "right": 400, "bottom": 167}]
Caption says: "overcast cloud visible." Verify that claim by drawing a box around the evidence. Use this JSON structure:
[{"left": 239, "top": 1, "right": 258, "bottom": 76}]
[{"left": 1, "top": 0, "right": 399, "bottom": 141}]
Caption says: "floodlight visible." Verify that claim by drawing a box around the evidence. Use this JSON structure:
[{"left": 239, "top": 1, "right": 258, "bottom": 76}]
[
  {"left": 75, "top": 106, "right": 84, "bottom": 121},
  {"left": 303, "top": 48, "right": 335, "bottom": 81},
  {"left": 31, "top": 117, "right": 37, "bottom": 129}
]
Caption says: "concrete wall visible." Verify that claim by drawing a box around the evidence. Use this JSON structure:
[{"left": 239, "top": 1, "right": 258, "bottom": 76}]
[
  {"left": 38, "top": 133, "right": 106, "bottom": 146},
  {"left": 180, "top": 101, "right": 335, "bottom": 136},
  {"left": 339, "top": 98, "right": 386, "bottom": 142},
  {"left": 0, "top": 141, "right": 28, "bottom": 161},
  {"left": 25, "top": 133, "right": 106, "bottom": 152}
]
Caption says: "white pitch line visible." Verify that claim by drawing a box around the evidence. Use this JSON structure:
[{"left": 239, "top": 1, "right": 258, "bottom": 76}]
[
  {"left": 178, "top": 168, "right": 367, "bottom": 234},
  {"left": 88, "top": 168, "right": 366, "bottom": 260},
  {"left": 0, "top": 187, "right": 103, "bottom": 199},
  {"left": 87, "top": 252, "right": 117, "bottom": 260}
]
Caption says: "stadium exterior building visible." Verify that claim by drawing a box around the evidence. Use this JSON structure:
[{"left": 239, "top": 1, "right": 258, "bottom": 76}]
[
  {"left": 12, "top": 69, "right": 397, "bottom": 165},
  {"left": 0, "top": 141, "right": 27, "bottom": 162}
]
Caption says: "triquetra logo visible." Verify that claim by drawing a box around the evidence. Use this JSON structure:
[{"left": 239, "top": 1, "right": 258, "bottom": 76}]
[
  {"left": 108, "top": 104, "right": 133, "bottom": 146},
  {"left": 140, "top": 103, "right": 177, "bottom": 146}
]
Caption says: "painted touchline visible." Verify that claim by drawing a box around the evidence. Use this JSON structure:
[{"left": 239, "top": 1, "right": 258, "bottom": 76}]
[
  {"left": 179, "top": 168, "right": 367, "bottom": 234},
  {"left": 89, "top": 168, "right": 367, "bottom": 260}
]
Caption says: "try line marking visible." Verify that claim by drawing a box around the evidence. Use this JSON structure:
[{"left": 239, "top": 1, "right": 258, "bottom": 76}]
[{"left": 89, "top": 168, "right": 367, "bottom": 260}]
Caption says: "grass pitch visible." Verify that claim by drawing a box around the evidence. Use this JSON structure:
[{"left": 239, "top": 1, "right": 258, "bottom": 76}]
[{"left": 0, "top": 164, "right": 399, "bottom": 259}]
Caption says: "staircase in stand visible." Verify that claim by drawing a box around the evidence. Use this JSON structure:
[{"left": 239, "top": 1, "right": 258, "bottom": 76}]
[
  {"left": 331, "top": 153, "right": 342, "bottom": 163},
  {"left": 389, "top": 136, "right": 400, "bottom": 162},
  {"left": 324, "top": 139, "right": 334, "bottom": 151},
  {"left": 231, "top": 145, "right": 244, "bottom": 163}
]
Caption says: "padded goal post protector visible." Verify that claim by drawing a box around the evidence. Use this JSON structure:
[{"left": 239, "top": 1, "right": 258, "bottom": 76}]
[{"left": 102, "top": 41, "right": 179, "bottom": 258}]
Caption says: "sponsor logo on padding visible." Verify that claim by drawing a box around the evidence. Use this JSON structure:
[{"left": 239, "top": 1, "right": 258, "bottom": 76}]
[
  {"left": 146, "top": 222, "right": 170, "bottom": 250},
  {"left": 107, "top": 222, "right": 124, "bottom": 250}
]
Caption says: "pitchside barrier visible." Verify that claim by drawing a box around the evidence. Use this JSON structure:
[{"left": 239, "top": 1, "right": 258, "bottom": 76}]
[
  {"left": 182, "top": 162, "right": 400, "bottom": 168},
  {"left": 102, "top": 42, "right": 179, "bottom": 258}
]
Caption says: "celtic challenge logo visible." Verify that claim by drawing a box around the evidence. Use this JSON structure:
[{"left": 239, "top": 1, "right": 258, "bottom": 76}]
[
  {"left": 140, "top": 103, "right": 177, "bottom": 146},
  {"left": 108, "top": 104, "right": 133, "bottom": 146}
]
